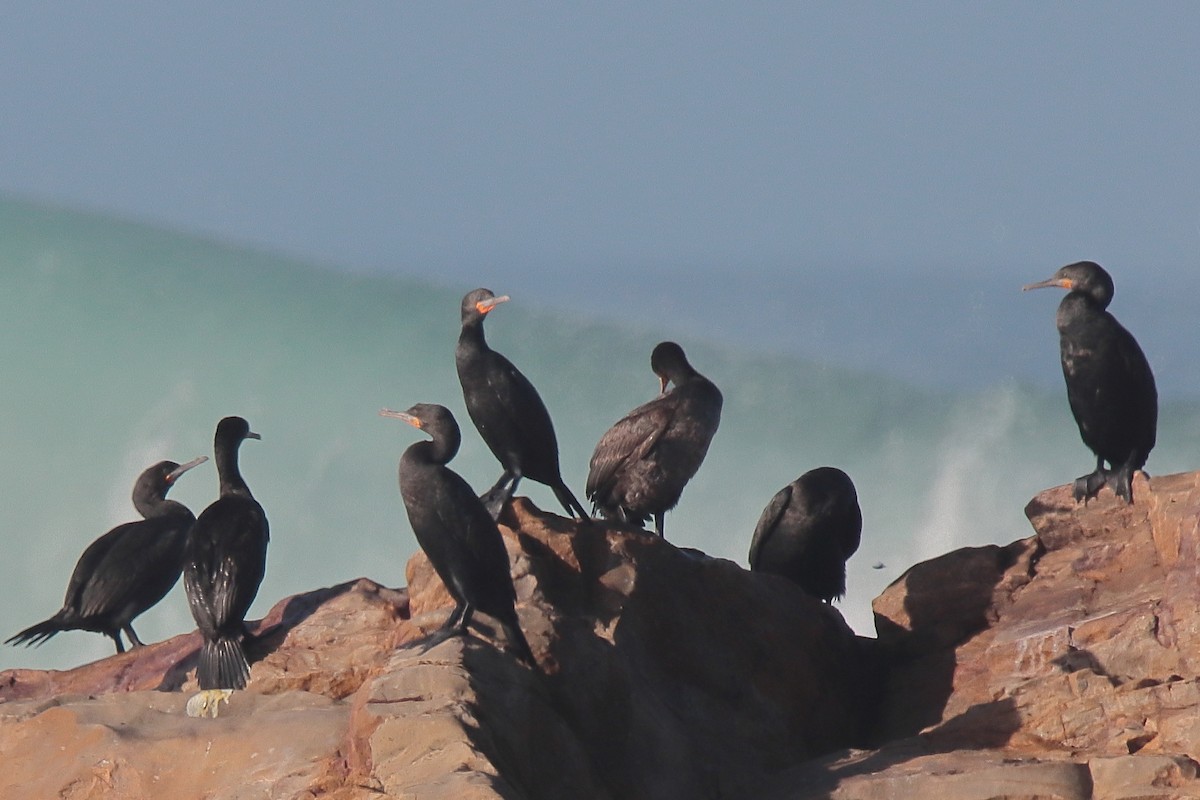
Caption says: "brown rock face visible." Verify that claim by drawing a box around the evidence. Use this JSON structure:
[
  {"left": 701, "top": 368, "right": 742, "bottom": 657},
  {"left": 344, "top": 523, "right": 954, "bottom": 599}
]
[
  {"left": 7, "top": 473, "right": 1200, "bottom": 799},
  {"left": 0, "top": 498, "right": 870, "bottom": 799}
]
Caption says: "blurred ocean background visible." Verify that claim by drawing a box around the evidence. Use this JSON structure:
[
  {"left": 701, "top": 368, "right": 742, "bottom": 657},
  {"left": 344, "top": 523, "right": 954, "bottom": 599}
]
[{"left": 3, "top": 196, "right": 1199, "bottom": 671}]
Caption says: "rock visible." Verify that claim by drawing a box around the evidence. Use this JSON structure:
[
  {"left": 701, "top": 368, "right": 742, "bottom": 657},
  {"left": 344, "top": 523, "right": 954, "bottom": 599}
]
[
  {"left": 0, "top": 497, "right": 870, "bottom": 799},
  {"left": 6, "top": 473, "right": 1200, "bottom": 799}
]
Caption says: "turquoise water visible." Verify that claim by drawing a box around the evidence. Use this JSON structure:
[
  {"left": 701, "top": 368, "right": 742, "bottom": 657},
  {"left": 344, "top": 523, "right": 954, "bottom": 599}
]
[{"left": 2, "top": 197, "right": 1198, "bottom": 671}]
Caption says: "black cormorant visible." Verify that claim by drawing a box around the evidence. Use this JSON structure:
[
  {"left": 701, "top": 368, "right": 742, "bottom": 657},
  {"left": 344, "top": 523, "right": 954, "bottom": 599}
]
[
  {"left": 1024, "top": 261, "right": 1157, "bottom": 503},
  {"left": 456, "top": 288, "right": 589, "bottom": 521},
  {"left": 380, "top": 403, "right": 536, "bottom": 666},
  {"left": 748, "top": 467, "right": 862, "bottom": 603},
  {"left": 6, "top": 456, "right": 207, "bottom": 654},
  {"left": 586, "top": 341, "right": 722, "bottom": 538},
  {"left": 183, "top": 416, "right": 269, "bottom": 691}
]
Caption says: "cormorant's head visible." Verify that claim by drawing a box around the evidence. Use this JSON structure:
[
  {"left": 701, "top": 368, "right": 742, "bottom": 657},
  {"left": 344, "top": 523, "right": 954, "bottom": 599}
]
[
  {"left": 380, "top": 403, "right": 458, "bottom": 437},
  {"left": 380, "top": 403, "right": 461, "bottom": 460},
  {"left": 215, "top": 416, "right": 262, "bottom": 449},
  {"left": 460, "top": 288, "right": 510, "bottom": 325},
  {"left": 1022, "top": 261, "right": 1115, "bottom": 309},
  {"left": 133, "top": 456, "right": 208, "bottom": 506},
  {"left": 650, "top": 341, "right": 691, "bottom": 393}
]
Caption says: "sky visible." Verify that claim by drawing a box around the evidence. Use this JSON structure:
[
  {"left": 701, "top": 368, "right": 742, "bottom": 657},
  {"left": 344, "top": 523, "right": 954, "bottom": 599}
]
[
  {"left": 2, "top": 3, "right": 1200, "bottom": 395},
  {"left": 3, "top": 3, "right": 1199, "bottom": 281}
]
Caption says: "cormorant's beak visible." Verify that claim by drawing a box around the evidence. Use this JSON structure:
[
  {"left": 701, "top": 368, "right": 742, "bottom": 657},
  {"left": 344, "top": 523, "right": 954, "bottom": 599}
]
[
  {"left": 658, "top": 376, "right": 669, "bottom": 394},
  {"left": 380, "top": 408, "right": 422, "bottom": 429},
  {"left": 166, "top": 455, "right": 209, "bottom": 483},
  {"left": 475, "top": 295, "right": 510, "bottom": 315},
  {"left": 1022, "top": 277, "right": 1074, "bottom": 291},
  {"left": 246, "top": 431, "right": 262, "bottom": 441}
]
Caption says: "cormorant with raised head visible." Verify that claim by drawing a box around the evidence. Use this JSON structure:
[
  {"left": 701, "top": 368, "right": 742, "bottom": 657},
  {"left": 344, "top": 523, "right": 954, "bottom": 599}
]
[
  {"left": 456, "top": 288, "right": 589, "bottom": 521},
  {"left": 586, "top": 341, "right": 722, "bottom": 538},
  {"left": 1024, "top": 261, "right": 1157, "bottom": 503},
  {"left": 6, "top": 456, "right": 208, "bottom": 654},
  {"left": 748, "top": 467, "right": 862, "bottom": 603},
  {"left": 380, "top": 403, "right": 536, "bottom": 667},
  {"left": 184, "top": 416, "right": 269, "bottom": 691}
]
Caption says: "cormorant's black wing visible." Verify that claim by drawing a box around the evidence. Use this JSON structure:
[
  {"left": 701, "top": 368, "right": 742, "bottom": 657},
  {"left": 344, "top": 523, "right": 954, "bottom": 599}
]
[
  {"left": 586, "top": 396, "right": 676, "bottom": 501},
  {"left": 748, "top": 484, "right": 792, "bottom": 569}
]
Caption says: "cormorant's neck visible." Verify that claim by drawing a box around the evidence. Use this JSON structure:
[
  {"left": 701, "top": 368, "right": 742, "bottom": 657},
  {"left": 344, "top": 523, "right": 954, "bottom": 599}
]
[
  {"left": 408, "top": 427, "right": 461, "bottom": 466},
  {"left": 137, "top": 496, "right": 193, "bottom": 520},
  {"left": 1057, "top": 292, "right": 1108, "bottom": 332},
  {"left": 133, "top": 491, "right": 180, "bottom": 519},
  {"left": 459, "top": 318, "right": 489, "bottom": 351},
  {"left": 216, "top": 445, "right": 254, "bottom": 498}
]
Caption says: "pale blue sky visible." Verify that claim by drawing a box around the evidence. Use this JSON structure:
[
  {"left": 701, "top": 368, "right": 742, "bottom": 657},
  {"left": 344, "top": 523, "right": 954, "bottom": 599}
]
[{"left": 3, "top": 3, "right": 1199, "bottom": 390}]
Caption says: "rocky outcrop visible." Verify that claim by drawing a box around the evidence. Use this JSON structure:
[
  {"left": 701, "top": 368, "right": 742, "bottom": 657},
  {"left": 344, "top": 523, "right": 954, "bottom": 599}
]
[
  {"left": 0, "top": 498, "right": 871, "bottom": 799},
  {"left": 4, "top": 474, "right": 1200, "bottom": 799}
]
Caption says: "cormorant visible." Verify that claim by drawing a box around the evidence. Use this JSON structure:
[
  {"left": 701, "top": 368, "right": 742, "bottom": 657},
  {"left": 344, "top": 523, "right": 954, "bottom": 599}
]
[
  {"left": 456, "top": 288, "right": 589, "bottom": 521},
  {"left": 6, "top": 456, "right": 208, "bottom": 654},
  {"left": 380, "top": 403, "right": 536, "bottom": 666},
  {"left": 1024, "top": 261, "right": 1157, "bottom": 503},
  {"left": 748, "top": 467, "right": 862, "bottom": 603},
  {"left": 586, "top": 341, "right": 722, "bottom": 538},
  {"left": 183, "top": 416, "right": 269, "bottom": 691}
]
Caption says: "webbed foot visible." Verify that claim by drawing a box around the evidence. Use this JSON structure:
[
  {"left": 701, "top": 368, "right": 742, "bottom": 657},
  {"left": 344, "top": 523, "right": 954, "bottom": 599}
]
[{"left": 1072, "top": 469, "right": 1109, "bottom": 504}]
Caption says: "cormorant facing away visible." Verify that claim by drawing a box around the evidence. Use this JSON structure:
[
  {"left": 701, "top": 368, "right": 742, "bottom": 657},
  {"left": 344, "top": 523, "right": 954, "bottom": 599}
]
[
  {"left": 6, "top": 456, "right": 208, "bottom": 654},
  {"left": 456, "top": 288, "right": 589, "bottom": 521},
  {"left": 380, "top": 403, "right": 536, "bottom": 667},
  {"left": 1024, "top": 261, "right": 1157, "bottom": 503},
  {"left": 748, "top": 467, "right": 862, "bottom": 603},
  {"left": 184, "top": 416, "right": 269, "bottom": 691},
  {"left": 586, "top": 341, "right": 723, "bottom": 538}
]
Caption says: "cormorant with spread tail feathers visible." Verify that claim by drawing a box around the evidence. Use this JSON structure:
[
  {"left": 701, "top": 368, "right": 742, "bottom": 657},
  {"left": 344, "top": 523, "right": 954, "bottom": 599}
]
[
  {"left": 748, "top": 467, "right": 862, "bottom": 603},
  {"left": 456, "top": 288, "right": 589, "bottom": 521},
  {"left": 586, "top": 341, "right": 722, "bottom": 538},
  {"left": 1024, "top": 261, "right": 1157, "bottom": 503},
  {"left": 184, "top": 416, "right": 268, "bottom": 691},
  {"left": 380, "top": 403, "right": 536, "bottom": 667},
  {"left": 6, "top": 457, "right": 207, "bottom": 654}
]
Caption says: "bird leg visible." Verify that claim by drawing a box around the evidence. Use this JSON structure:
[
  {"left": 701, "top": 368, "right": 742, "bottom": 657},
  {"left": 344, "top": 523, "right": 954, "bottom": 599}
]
[
  {"left": 653, "top": 512, "right": 666, "bottom": 538},
  {"left": 1072, "top": 458, "right": 1110, "bottom": 504},
  {"left": 481, "top": 470, "right": 519, "bottom": 519},
  {"left": 110, "top": 633, "right": 126, "bottom": 654},
  {"left": 124, "top": 625, "right": 145, "bottom": 648}
]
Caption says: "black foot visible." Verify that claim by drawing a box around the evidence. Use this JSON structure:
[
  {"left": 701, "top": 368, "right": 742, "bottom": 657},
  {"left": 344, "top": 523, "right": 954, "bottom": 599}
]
[
  {"left": 1072, "top": 469, "right": 1109, "bottom": 504},
  {"left": 1109, "top": 465, "right": 1137, "bottom": 504},
  {"left": 480, "top": 486, "right": 507, "bottom": 520}
]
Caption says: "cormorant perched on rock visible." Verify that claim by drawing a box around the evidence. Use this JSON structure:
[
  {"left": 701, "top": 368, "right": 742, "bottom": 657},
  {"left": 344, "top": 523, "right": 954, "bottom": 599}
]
[
  {"left": 184, "top": 416, "right": 268, "bottom": 694},
  {"left": 1024, "top": 261, "right": 1157, "bottom": 503},
  {"left": 380, "top": 403, "right": 536, "bottom": 667},
  {"left": 456, "top": 288, "right": 589, "bottom": 521},
  {"left": 586, "top": 341, "right": 722, "bottom": 538},
  {"left": 6, "top": 456, "right": 207, "bottom": 654},
  {"left": 748, "top": 467, "right": 862, "bottom": 603}
]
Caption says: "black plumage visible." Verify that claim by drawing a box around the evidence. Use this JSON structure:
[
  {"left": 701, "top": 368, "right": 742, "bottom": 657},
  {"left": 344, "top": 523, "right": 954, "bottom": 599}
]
[
  {"left": 456, "top": 288, "right": 589, "bottom": 521},
  {"left": 381, "top": 403, "right": 536, "bottom": 666},
  {"left": 586, "top": 341, "right": 722, "bottom": 538},
  {"left": 1024, "top": 261, "right": 1157, "bottom": 503},
  {"left": 6, "top": 456, "right": 207, "bottom": 654},
  {"left": 748, "top": 467, "right": 862, "bottom": 603},
  {"left": 183, "top": 416, "right": 269, "bottom": 690}
]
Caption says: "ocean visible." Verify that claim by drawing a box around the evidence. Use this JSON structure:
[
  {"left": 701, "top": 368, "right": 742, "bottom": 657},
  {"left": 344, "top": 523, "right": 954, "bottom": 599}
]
[{"left": 2, "top": 196, "right": 1198, "bottom": 671}]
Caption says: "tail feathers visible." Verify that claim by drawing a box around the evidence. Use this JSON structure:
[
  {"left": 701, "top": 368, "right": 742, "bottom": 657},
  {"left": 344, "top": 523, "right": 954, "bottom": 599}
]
[
  {"left": 198, "top": 636, "right": 250, "bottom": 690},
  {"left": 5, "top": 613, "right": 70, "bottom": 648},
  {"left": 553, "top": 482, "right": 591, "bottom": 522}
]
